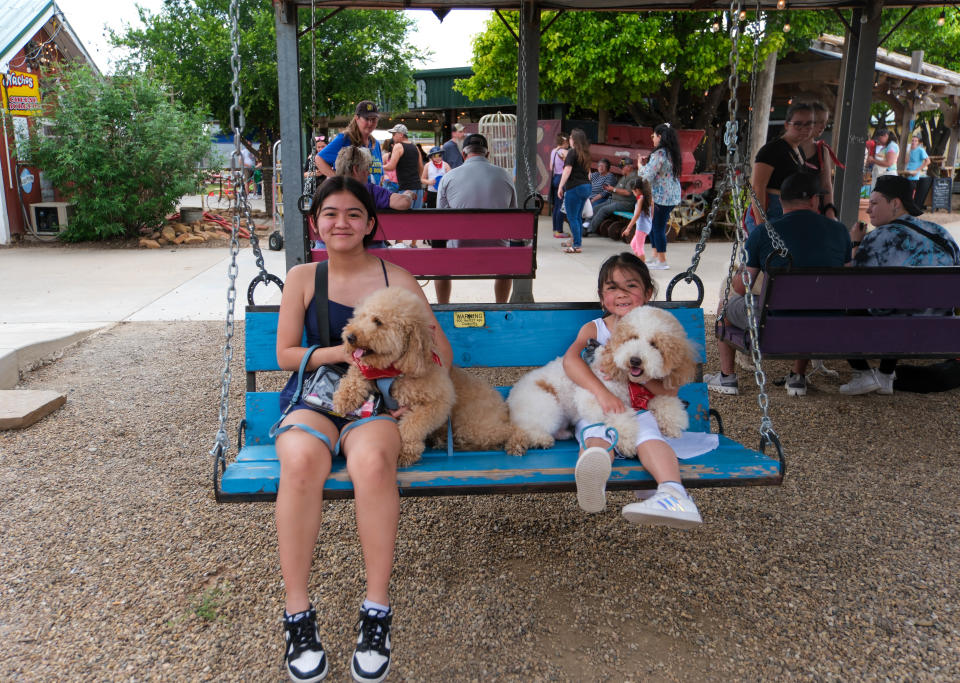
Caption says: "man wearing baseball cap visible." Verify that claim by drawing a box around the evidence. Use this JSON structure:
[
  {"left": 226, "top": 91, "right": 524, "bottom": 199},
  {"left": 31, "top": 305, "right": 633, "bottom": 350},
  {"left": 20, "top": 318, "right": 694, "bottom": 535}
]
[
  {"left": 707, "top": 171, "right": 852, "bottom": 398},
  {"left": 839, "top": 173, "right": 960, "bottom": 395},
  {"left": 441, "top": 122, "right": 466, "bottom": 170},
  {"left": 434, "top": 132, "right": 518, "bottom": 304},
  {"left": 586, "top": 157, "right": 638, "bottom": 236},
  {"left": 316, "top": 100, "right": 384, "bottom": 184},
  {"left": 382, "top": 123, "right": 424, "bottom": 208}
]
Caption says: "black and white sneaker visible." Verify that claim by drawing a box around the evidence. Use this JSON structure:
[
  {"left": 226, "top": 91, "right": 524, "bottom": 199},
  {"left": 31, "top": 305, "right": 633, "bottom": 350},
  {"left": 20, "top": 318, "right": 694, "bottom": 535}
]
[
  {"left": 350, "top": 607, "right": 392, "bottom": 682},
  {"left": 283, "top": 607, "right": 328, "bottom": 682}
]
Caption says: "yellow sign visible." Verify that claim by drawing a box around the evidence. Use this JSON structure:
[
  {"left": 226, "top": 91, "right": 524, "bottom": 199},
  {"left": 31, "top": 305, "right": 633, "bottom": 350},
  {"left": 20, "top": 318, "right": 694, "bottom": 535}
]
[
  {"left": 453, "top": 311, "right": 485, "bottom": 328},
  {"left": 2, "top": 70, "right": 42, "bottom": 116}
]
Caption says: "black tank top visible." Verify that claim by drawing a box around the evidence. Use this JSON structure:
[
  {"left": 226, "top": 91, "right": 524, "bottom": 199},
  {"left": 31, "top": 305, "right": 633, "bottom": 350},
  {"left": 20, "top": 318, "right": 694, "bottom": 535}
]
[{"left": 395, "top": 142, "right": 421, "bottom": 192}]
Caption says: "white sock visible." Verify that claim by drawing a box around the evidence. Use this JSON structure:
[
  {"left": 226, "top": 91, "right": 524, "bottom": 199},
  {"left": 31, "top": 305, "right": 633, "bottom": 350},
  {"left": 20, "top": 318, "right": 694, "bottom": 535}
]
[
  {"left": 658, "top": 481, "right": 688, "bottom": 499},
  {"left": 362, "top": 599, "right": 390, "bottom": 615}
]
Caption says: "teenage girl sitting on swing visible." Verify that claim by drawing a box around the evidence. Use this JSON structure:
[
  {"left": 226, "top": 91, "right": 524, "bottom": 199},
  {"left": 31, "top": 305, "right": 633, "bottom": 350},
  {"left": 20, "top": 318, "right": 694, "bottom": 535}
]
[{"left": 274, "top": 176, "right": 452, "bottom": 683}]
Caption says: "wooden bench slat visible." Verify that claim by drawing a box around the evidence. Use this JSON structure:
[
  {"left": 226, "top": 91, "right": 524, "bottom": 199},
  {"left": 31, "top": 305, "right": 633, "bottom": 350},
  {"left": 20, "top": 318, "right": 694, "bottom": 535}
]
[
  {"left": 764, "top": 267, "right": 960, "bottom": 310},
  {"left": 242, "top": 384, "right": 714, "bottom": 448},
  {"left": 244, "top": 304, "right": 707, "bottom": 372},
  {"left": 219, "top": 435, "right": 780, "bottom": 501},
  {"left": 371, "top": 209, "right": 539, "bottom": 240},
  {"left": 310, "top": 245, "right": 535, "bottom": 278}
]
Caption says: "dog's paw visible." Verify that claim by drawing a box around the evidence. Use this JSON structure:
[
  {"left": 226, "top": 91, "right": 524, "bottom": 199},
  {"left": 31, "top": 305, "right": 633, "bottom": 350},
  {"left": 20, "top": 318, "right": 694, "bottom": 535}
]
[
  {"left": 397, "top": 440, "right": 424, "bottom": 467},
  {"left": 648, "top": 396, "right": 689, "bottom": 438}
]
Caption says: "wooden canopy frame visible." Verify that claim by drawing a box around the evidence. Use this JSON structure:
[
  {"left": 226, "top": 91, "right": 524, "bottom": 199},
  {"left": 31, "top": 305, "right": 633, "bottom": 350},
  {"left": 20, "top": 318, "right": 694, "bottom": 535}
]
[{"left": 270, "top": 0, "right": 952, "bottom": 286}]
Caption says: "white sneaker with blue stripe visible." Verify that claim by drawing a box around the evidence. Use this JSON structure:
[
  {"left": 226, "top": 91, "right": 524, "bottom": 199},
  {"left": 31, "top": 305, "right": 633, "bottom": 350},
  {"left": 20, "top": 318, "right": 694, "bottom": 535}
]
[{"left": 621, "top": 490, "right": 702, "bottom": 528}]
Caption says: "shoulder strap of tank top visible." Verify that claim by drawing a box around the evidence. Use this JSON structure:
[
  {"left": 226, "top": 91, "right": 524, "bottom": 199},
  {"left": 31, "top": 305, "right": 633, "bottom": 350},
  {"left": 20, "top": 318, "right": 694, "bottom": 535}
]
[
  {"left": 313, "top": 261, "right": 331, "bottom": 348},
  {"left": 379, "top": 258, "right": 389, "bottom": 286}
]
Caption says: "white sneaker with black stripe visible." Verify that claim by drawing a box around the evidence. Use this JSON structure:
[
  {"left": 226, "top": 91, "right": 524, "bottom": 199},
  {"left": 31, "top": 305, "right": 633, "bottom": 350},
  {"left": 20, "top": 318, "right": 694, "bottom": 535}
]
[
  {"left": 283, "top": 607, "right": 328, "bottom": 682},
  {"left": 351, "top": 607, "right": 392, "bottom": 682},
  {"left": 621, "top": 490, "right": 702, "bottom": 529}
]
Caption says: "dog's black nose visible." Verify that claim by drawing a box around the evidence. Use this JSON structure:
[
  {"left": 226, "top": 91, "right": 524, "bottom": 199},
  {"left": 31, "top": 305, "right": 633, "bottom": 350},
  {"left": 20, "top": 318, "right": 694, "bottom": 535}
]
[
  {"left": 346, "top": 333, "right": 357, "bottom": 345},
  {"left": 629, "top": 357, "right": 643, "bottom": 368}
]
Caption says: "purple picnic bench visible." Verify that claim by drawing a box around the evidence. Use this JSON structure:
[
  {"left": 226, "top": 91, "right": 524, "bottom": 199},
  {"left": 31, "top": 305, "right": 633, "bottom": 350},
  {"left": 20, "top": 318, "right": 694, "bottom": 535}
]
[
  {"left": 716, "top": 267, "right": 960, "bottom": 359},
  {"left": 309, "top": 208, "right": 539, "bottom": 279}
]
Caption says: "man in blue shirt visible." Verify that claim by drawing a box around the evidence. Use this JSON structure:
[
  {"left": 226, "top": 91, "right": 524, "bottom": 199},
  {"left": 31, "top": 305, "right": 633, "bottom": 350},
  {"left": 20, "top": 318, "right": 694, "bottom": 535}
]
[{"left": 706, "top": 172, "right": 852, "bottom": 397}]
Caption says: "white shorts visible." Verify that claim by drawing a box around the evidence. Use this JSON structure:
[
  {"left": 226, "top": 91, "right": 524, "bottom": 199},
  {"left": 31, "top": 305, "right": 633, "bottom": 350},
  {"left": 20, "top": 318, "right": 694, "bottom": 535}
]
[
  {"left": 575, "top": 411, "right": 665, "bottom": 458},
  {"left": 575, "top": 413, "right": 721, "bottom": 461}
]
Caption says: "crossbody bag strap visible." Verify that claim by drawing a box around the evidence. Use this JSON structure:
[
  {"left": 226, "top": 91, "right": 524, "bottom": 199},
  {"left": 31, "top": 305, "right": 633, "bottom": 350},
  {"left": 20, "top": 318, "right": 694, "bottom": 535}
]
[
  {"left": 891, "top": 219, "right": 959, "bottom": 263},
  {"left": 314, "top": 260, "right": 331, "bottom": 348}
]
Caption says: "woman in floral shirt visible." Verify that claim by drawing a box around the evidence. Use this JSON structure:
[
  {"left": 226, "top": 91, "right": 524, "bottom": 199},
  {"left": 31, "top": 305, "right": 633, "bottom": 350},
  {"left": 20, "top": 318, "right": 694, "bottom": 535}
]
[{"left": 638, "top": 123, "right": 682, "bottom": 270}]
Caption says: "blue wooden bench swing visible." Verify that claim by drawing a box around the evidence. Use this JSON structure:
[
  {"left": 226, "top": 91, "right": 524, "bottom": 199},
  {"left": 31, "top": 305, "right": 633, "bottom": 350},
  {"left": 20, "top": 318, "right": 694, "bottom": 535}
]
[{"left": 208, "top": 0, "right": 787, "bottom": 504}]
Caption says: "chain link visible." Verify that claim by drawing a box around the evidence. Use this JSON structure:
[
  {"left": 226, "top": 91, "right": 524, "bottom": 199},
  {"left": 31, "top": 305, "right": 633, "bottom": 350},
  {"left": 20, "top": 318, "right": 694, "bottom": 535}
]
[
  {"left": 211, "top": 0, "right": 274, "bottom": 459},
  {"left": 722, "top": 0, "right": 780, "bottom": 443}
]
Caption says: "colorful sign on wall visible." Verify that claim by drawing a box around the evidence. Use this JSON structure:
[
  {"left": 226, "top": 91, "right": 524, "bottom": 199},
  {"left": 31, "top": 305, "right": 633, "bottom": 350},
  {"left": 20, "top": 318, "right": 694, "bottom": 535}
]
[{"left": 2, "top": 70, "right": 42, "bottom": 116}]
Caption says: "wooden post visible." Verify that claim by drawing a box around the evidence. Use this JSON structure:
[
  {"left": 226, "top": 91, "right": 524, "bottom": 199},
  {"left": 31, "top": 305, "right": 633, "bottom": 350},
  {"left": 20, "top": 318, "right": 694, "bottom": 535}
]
[
  {"left": 749, "top": 50, "right": 777, "bottom": 159},
  {"left": 275, "top": 1, "right": 306, "bottom": 270},
  {"left": 836, "top": 0, "right": 884, "bottom": 227}
]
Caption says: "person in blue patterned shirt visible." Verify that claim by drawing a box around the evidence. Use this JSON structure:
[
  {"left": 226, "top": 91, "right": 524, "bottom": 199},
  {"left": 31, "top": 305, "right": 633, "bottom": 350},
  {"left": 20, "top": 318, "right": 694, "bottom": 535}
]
[{"left": 841, "top": 174, "right": 960, "bottom": 395}]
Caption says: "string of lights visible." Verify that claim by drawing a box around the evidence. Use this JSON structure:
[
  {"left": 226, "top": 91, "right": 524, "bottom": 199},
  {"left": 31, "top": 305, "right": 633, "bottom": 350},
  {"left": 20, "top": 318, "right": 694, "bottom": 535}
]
[{"left": 7, "top": 11, "right": 66, "bottom": 70}]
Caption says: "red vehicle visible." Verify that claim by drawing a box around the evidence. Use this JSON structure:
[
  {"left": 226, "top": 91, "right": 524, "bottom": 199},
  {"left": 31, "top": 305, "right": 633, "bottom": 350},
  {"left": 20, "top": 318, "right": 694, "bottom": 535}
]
[{"left": 590, "top": 124, "right": 713, "bottom": 196}]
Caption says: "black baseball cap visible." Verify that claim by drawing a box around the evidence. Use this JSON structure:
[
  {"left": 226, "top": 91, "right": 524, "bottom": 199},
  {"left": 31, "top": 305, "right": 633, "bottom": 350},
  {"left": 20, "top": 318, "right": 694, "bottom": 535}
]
[
  {"left": 462, "top": 133, "right": 488, "bottom": 149},
  {"left": 780, "top": 172, "right": 825, "bottom": 201},
  {"left": 874, "top": 175, "right": 923, "bottom": 216},
  {"left": 355, "top": 100, "right": 379, "bottom": 118}
]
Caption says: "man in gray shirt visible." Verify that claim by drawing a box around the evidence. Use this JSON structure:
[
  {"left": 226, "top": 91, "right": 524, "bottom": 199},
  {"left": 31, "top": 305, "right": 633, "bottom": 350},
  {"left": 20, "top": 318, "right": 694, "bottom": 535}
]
[
  {"left": 441, "top": 123, "right": 466, "bottom": 170},
  {"left": 435, "top": 133, "right": 517, "bottom": 303},
  {"left": 586, "top": 158, "right": 638, "bottom": 235}
]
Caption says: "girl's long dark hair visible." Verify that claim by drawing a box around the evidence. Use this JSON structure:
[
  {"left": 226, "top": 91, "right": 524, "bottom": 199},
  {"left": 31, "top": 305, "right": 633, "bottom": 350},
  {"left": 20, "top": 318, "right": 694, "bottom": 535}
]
[
  {"left": 654, "top": 123, "right": 682, "bottom": 180},
  {"left": 568, "top": 128, "right": 591, "bottom": 172},
  {"left": 311, "top": 176, "right": 380, "bottom": 247}
]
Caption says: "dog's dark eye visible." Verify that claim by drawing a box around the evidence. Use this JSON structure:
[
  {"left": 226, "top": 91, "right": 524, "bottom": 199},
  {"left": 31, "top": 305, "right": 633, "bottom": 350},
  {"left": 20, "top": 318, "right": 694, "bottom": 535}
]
[
  {"left": 649, "top": 340, "right": 658, "bottom": 349},
  {"left": 372, "top": 317, "right": 382, "bottom": 327}
]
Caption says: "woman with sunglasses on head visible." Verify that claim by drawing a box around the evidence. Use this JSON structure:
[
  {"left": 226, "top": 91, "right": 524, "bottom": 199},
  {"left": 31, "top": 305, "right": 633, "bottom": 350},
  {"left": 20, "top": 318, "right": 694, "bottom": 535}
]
[{"left": 746, "top": 102, "right": 815, "bottom": 233}]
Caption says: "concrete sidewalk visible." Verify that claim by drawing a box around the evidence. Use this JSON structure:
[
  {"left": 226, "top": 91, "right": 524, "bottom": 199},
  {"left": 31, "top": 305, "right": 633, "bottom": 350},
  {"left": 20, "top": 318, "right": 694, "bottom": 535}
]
[{"left": 3, "top": 212, "right": 959, "bottom": 389}]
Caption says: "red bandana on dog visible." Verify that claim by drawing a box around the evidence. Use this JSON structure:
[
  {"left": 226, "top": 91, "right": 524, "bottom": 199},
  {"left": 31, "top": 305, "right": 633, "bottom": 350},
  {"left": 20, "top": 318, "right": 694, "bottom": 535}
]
[
  {"left": 351, "top": 348, "right": 442, "bottom": 379},
  {"left": 628, "top": 383, "right": 655, "bottom": 411}
]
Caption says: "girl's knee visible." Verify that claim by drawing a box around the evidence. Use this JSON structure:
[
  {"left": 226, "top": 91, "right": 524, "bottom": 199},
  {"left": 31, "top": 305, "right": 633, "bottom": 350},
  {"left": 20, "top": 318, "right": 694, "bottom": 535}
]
[
  {"left": 279, "top": 446, "right": 332, "bottom": 489},
  {"left": 345, "top": 446, "right": 397, "bottom": 484}
]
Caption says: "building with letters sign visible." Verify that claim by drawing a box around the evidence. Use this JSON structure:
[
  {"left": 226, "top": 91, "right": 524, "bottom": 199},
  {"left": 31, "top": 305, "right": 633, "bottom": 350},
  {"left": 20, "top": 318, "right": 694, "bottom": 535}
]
[{"left": 0, "top": 0, "right": 97, "bottom": 244}]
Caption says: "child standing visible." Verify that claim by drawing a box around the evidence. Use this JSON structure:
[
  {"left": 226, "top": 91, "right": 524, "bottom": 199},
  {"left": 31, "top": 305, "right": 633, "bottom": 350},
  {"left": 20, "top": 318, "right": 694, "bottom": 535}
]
[
  {"left": 620, "top": 178, "right": 653, "bottom": 261},
  {"left": 562, "top": 252, "right": 704, "bottom": 528}
]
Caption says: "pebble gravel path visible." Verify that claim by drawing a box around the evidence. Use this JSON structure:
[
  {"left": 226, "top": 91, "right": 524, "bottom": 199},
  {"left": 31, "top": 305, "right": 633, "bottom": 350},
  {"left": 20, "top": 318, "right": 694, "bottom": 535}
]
[{"left": 1, "top": 320, "right": 958, "bottom": 681}]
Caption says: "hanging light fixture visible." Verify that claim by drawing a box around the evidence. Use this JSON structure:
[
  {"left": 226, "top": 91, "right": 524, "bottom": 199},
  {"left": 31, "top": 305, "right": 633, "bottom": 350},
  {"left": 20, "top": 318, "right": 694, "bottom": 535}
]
[
  {"left": 739, "top": 9, "right": 747, "bottom": 20},
  {"left": 783, "top": 22, "right": 791, "bottom": 32},
  {"left": 711, "top": 17, "right": 721, "bottom": 32},
  {"left": 777, "top": 0, "right": 786, "bottom": 9},
  {"left": 937, "top": 9, "right": 946, "bottom": 26}
]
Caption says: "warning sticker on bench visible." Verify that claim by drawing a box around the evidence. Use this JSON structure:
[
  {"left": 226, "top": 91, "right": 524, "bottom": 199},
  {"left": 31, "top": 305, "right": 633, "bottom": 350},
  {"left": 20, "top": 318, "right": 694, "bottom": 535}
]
[{"left": 454, "top": 312, "right": 485, "bottom": 328}]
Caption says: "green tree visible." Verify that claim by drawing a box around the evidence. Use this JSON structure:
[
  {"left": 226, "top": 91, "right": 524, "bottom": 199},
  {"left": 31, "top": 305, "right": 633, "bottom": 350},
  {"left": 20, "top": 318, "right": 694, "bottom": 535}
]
[
  {"left": 112, "top": 0, "right": 420, "bottom": 209},
  {"left": 27, "top": 64, "right": 208, "bottom": 241}
]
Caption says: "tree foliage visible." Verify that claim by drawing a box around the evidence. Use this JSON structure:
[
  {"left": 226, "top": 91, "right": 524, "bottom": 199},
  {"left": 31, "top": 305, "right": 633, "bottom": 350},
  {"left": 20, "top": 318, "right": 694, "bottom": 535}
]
[
  {"left": 27, "top": 64, "right": 208, "bottom": 241},
  {"left": 112, "top": 0, "right": 420, "bottom": 155}
]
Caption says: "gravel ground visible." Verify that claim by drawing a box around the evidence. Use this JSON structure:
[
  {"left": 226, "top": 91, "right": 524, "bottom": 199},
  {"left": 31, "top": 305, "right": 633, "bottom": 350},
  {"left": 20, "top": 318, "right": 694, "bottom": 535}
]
[{"left": 2, "top": 319, "right": 958, "bottom": 681}]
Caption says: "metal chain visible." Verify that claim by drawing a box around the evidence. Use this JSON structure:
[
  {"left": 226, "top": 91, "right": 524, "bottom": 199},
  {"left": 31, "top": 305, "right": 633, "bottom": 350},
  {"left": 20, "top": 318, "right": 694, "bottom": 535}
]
[
  {"left": 311, "top": 0, "right": 317, "bottom": 135},
  {"left": 723, "top": 0, "right": 779, "bottom": 443},
  {"left": 212, "top": 0, "right": 245, "bottom": 458}
]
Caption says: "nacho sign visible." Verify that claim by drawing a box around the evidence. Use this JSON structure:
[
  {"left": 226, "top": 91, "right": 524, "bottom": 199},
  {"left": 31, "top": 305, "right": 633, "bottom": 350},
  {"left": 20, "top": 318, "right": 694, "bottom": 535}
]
[{"left": 2, "top": 71, "right": 42, "bottom": 116}]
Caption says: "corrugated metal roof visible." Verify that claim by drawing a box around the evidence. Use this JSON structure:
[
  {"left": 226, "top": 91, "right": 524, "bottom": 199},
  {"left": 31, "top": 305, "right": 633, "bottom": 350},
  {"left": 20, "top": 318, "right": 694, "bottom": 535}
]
[
  {"left": 0, "top": 0, "right": 97, "bottom": 74},
  {"left": 293, "top": 0, "right": 950, "bottom": 10},
  {"left": 809, "top": 46, "right": 948, "bottom": 86}
]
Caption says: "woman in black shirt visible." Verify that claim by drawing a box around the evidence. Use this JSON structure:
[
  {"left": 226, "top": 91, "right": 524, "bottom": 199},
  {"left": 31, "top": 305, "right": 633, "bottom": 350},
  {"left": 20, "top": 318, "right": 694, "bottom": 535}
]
[
  {"left": 557, "top": 128, "right": 592, "bottom": 253},
  {"left": 747, "top": 102, "right": 815, "bottom": 232}
]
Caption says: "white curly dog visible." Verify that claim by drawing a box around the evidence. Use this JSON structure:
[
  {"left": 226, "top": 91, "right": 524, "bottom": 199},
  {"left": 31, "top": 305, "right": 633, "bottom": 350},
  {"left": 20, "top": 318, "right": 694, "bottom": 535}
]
[{"left": 507, "top": 305, "right": 697, "bottom": 454}]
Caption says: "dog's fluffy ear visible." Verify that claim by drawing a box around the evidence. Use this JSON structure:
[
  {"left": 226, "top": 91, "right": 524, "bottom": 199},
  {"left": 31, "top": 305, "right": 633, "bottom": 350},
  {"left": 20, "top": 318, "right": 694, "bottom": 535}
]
[
  {"left": 595, "top": 343, "right": 625, "bottom": 383},
  {"left": 653, "top": 331, "right": 696, "bottom": 389},
  {"left": 395, "top": 315, "right": 433, "bottom": 376}
]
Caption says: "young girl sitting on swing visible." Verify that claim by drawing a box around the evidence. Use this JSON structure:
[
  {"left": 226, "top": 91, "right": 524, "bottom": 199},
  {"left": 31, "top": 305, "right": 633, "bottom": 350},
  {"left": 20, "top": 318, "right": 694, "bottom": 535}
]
[{"left": 273, "top": 176, "right": 452, "bottom": 682}]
